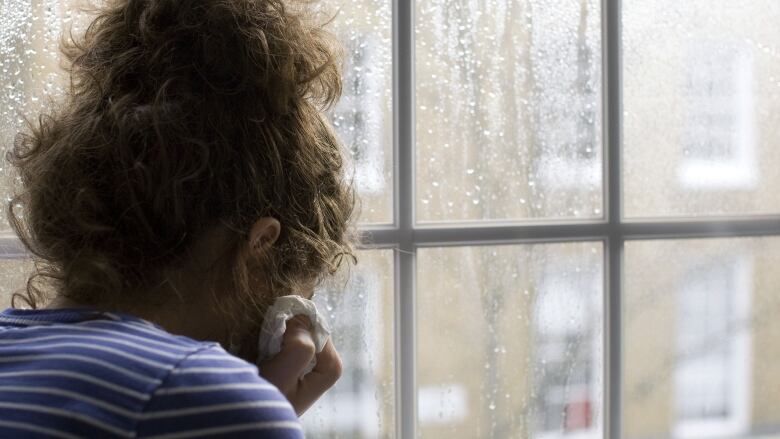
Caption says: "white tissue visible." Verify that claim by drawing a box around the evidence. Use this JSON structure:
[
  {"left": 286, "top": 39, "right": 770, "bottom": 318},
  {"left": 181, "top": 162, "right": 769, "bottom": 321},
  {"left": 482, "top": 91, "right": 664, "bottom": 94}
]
[{"left": 257, "top": 295, "right": 331, "bottom": 375}]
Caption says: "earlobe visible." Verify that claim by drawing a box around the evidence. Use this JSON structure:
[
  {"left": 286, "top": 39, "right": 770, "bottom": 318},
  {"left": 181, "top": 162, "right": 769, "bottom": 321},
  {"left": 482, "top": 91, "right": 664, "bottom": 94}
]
[{"left": 249, "top": 217, "right": 281, "bottom": 252}]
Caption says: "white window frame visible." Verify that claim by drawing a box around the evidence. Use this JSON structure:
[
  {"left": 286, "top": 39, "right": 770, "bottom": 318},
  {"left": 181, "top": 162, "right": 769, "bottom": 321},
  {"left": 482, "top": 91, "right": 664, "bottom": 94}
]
[
  {"left": 2, "top": 1, "right": 780, "bottom": 439},
  {"left": 356, "top": 1, "right": 780, "bottom": 438}
]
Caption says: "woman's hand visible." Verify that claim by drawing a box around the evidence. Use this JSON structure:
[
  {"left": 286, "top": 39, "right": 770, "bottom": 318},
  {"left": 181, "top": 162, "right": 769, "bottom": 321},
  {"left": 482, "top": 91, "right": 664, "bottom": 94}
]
[{"left": 258, "top": 315, "right": 342, "bottom": 416}]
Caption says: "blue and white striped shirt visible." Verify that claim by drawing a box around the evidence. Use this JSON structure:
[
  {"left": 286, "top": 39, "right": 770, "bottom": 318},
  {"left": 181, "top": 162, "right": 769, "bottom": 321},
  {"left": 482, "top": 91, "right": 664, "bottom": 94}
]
[{"left": 0, "top": 308, "right": 304, "bottom": 438}]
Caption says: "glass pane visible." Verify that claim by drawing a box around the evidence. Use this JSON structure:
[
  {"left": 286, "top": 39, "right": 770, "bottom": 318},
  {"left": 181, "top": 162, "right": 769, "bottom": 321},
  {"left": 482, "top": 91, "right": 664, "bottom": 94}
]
[
  {"left": 322, "top": 1, "right": 393, "bottom": 224},
  {"left": 418, "top": 243, "right": 603, "bottom": 438},
  {"left": 301, "top": 250, "right": 395, "bottom": 438},
  {"left": 416, "top": 0, "right": 603, "bottom": 223},
  {"left": 0, "top": 257, "right": 34, "bottom": 309},
  {"left": 0, "top": 1, "right": 392, "bottom": 232},
  {"left": 623, "top": 1, "right": 780, "bottom": 218},
  {"left": 625, "top": 238, "right": 780, "bottom": 439},
  {"left": 0, "top": 1, "right": 91, "bottom": 232}
]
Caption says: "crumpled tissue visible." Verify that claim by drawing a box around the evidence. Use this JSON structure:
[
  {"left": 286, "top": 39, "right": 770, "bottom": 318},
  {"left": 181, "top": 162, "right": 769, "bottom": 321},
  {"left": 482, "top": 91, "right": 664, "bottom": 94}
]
[{"left": 257, "top": 295, "right": 331, "bottom": 375}]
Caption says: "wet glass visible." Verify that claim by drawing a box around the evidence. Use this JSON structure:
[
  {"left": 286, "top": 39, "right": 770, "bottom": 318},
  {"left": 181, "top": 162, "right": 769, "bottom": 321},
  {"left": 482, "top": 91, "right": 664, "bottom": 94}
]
[
  {"left": 623, "top": 0, "right": 780, "bottom": 218},
  {"left": 0, "top": 1, "right": 91, "bottom": 231},
  {"left": 415, "top": 0, "right": 603, "bottom": 223},
  {"left": 301, "top": 250, "right": 395, "bottom": 438},
  {"left": 624, "top": 238, "right": 780, "bottom": 439},
  {"left": 418, "top": 242, "right": 603, "bottom": 438},
  {"left": 322, "top": 0, "right": 393, "bottom": 224},
  {"left": 0, "top": 257, "right": 34, "bottom": 309}
]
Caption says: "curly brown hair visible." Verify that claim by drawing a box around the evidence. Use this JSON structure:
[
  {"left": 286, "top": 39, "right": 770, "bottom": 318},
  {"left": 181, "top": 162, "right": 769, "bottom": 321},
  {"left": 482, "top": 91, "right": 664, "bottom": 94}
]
[{"left": 7, "top": 0, "right": 356, "bottom": 316}]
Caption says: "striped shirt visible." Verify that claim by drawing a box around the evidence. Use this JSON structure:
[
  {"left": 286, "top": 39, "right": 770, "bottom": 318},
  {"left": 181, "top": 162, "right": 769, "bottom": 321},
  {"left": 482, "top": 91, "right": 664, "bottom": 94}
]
[{"left": 0, "top": 308, "right": 304, "bottom": 438}]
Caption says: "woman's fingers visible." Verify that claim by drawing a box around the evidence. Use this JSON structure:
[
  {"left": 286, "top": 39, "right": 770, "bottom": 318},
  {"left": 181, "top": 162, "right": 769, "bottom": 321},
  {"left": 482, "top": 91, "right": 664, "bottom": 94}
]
[
  {"left": 310, "top": 339, "right": 343, "bottom": 387},
  {"left": 287, "top": 339, "right": 342, "bottom": 415},
  {"left": 257, "top": 316, "right": 343, "bottom": 416},
  {"left": 258, "top": 316, "right": 316, "bottom": 396}
]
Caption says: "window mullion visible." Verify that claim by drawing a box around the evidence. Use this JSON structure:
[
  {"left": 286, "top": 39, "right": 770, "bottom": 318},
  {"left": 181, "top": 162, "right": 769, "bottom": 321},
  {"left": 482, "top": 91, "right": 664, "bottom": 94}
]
[
  {"left": 393, "top": 0, "right": 416, "bottom": 437},
  {"left": 359, "top": 219, "right": 780, "bottom": 249},
  {"left": 604, "top": 0, "right": 624, "bottom": 437}
]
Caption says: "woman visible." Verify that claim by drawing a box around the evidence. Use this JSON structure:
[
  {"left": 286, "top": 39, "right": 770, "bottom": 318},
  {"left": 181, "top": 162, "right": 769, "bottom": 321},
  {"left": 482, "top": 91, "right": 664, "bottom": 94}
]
[{"left": 0, "top": 0, "right": 356, "bottom": 436}]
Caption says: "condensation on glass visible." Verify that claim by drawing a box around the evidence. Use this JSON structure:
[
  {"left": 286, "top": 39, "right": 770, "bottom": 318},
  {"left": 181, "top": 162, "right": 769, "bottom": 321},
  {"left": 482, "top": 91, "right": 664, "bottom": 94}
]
[
  {"left": 0, "top": 257, "right": 34, "bottom": 309},
  {"left": 418, "top": 243, "right": 603, "bottom": 438},
  {"left": 624, "top": 238, "right": 780, "bottom": 439},
  {"left": 301, "top": 250, "right": 395, "bottom": 438},
  {"left": 623, "top": 0, "right": 780, "bottom": 218},
  {"left": 319, "top": 0, "right": 393, "bottom": 224},
  {"left": 415, "top": 0, "right": 603, "bottom": 223},
  {"left": 0, "top": 1, "right": 93, "bottom": 232}
]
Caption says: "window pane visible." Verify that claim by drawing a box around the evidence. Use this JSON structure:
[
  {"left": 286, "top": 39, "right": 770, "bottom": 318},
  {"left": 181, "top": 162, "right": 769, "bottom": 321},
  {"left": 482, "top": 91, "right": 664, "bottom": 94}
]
[
  {"left": 623, "top": 1, "right": 780, "bottom": 218},
  {"left": 301, "top": 250, "right": 395, "bottom": 438},
  {"left": 625, "top": 238, "right": 780, "bottom": 439},
  {"left": 418, "top": 243, "right": 603, "bottom": 438},
  {"left": 0, "top": 257, "right": 33, "bottom": 309},
  {"left": 323, "top": 1, "right": 393, "bottom": 224},
  {"left": 416, "top": 0, "right": 603, "bottom": 223},
  {"left": 0, "top": 1, "right": 89, "bottom": 232}
]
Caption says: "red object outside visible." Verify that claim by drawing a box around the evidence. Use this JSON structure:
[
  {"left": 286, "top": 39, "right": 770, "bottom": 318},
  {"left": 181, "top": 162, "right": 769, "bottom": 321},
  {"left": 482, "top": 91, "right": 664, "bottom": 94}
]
[{"left": 565, "top": 399, "right": 592, "bottom": 431}]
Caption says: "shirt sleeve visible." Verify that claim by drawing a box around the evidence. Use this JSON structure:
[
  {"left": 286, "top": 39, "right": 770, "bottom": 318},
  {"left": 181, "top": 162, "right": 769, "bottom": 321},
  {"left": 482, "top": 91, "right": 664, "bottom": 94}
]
[{"left": 136, "top": 345, "right": 303, "bottom": 439}]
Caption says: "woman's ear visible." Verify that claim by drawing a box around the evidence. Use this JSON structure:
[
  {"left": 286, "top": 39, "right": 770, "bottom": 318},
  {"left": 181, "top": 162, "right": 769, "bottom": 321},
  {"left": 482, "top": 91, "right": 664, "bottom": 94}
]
[{"left": 248, "top": 217, "right": 281, "bottom": 254}]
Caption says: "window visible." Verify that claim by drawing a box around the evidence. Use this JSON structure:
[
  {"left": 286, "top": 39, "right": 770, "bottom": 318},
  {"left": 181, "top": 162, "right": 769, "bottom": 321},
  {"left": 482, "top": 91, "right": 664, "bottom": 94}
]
[
  {"left": 2, "top": 1, "right": 780, "bottom": 439},
  {"left": 534, "top": 261, "right": 601, "bottom": 438},
  {"left": 536, "top": 4, "right": 602, "bottom": 192},
  {"left": 673, "top": 255, "right": 751, "bottom": 438},
  {"left": 624, "top": 239, "right": 771, "bottom": 439},
  {"left": 417, "top": 243, "right": 603, "bottom": 438},
  {"left": 329, "top": 34, "right": 388, "bottom": 196},
  {"left": 301, "top": 252, "right": 395, "bottom": 437},
  {"left": 678, "top": 42, "right": 757, "bottom": 190},
  {"left": 328, "top": 4, "right": 394, "bottom": 225},
  {"left": 417, "top": 384, "right": 468, "bottom": 425}
]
